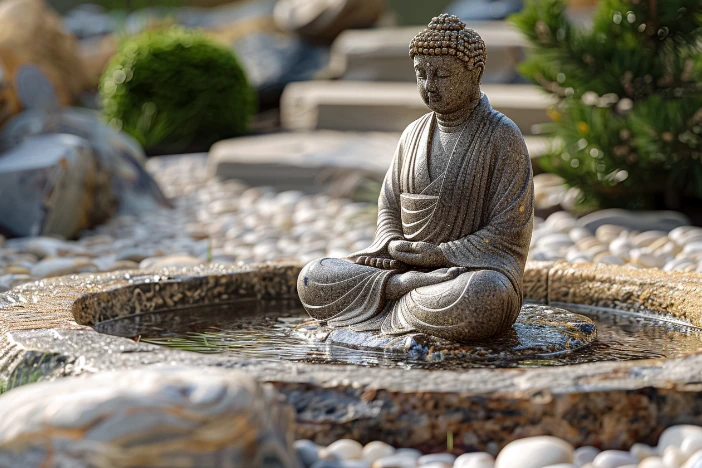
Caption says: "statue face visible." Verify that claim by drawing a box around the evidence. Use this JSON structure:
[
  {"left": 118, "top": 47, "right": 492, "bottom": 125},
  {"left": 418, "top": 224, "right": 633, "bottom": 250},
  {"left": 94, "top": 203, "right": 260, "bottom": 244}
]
[{"left": 414, "top": 55, "right": 482, "bottom": 114}]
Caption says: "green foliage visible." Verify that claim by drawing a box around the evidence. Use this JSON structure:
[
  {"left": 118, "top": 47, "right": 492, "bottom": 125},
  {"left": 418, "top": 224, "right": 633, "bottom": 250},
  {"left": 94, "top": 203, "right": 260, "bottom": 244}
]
[
  {"left": 100, "top": 27, "right": 256, "bottom": 152},
  {"left": 511, "top": 0, "right": 702, "bottom": 209}
]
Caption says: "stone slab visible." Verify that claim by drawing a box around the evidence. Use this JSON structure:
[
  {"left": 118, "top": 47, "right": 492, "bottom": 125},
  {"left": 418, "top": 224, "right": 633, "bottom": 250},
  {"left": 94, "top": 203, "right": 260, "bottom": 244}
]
[
  {"left": 280, "top": 81, "right": 555, "bottom": 134},
  {"left": 207, "top": 131, "right": 548, "bottom": 188},
  {"left": 296, "top": 304, "right": 596, "bottom": 360},
  {"left": 327, "top": 22, "right": 527, "bottom": 83}
]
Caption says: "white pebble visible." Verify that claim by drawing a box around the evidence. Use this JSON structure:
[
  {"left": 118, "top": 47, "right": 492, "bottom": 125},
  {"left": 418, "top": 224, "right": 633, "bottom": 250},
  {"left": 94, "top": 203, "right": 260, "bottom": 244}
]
[
  {"left": 574, "top": 447, "right": 601, "bottom": 467},
  {"left": 569, "top": 228, "right": 593, "bottom": 243},
  {"left": 629, "top": 249, "right": 667, "bottom": 268},
  {"left": 454, "top": 452, "right": 495, "bottom": 468},
  {"left": 372, "top": 454, "right": 419, "bottom": 468},
  {"left": 324, "top": 439, "right": 364, "bottom": 460},
  {"left": 630, "top": 443, "right": 655, "bottom": 461},
  {"left": 598, "top": 255, "right": 626, "bottom": 265},
  {"left": 596, "top": 225, "right": 627, "bottom": 243},
  {"left": 495, "top": 436, "right": 574, "bottom": 468},
  {"left": 542, "top": 465, "right": 577, "bottom": 468},
  {"left": 669, "top": 226, "right": 696, "bottom": 242},
  {"left": 662, "top": 446, "right": 686, "bottom": 468},
  {"left": 418, "top": 454, "right": 456, "bottom": 465},
  {"left": 537, "top": 233, "right": 574, "bottom": 249},
  {"left": 683, "top": 450, "right": 702, "bottom": 468},
  {"left": 638, "top": 457, "right": 665, "bottom": 468},
  {"left": 609, "top": 236, "right": 633, "bottom": 259},
  {"left": 363, "top": 442, "right": 395, "bottom": 463},
  {"left": 683, "top": 243, "right": 702, "bottom": 255},
  {"left": 592, "top": 450, "right": 638, "bottom": 468},
  {"left": 681, "top": 435, "right": 702, "bottom": 459},
  {"left": 659, "top": 426, "right": 702, "bottom": 455},
  {"left": 664, "top": 258, "right": 697, "bottom": 272},
  {"left": 632, "top": 231, "right": 667, "bottom": 248}
]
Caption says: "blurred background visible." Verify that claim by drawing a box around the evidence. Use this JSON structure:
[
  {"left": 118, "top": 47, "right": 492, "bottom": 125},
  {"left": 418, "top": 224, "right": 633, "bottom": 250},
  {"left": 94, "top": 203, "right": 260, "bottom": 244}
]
[{"left": 0, "top": 0, "right": 700, "bottom": 279}]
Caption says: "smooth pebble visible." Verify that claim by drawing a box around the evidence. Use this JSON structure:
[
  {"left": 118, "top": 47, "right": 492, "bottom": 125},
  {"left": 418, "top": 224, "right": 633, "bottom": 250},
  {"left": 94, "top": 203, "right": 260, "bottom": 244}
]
[
  {"left": 363, "top": 442, "right": 395, "bottom": 463},
  {"left": 417, "top": 453, "right": 455, "bottom": 465},
  {"left": 592, "top": 450, "right": 638, "bottom": 468},
  {"left": 662, "top": 446, "right": 686, "bottom": 468},
  {"left": 372, "top": 454, "right": 418, "bottom": 468},
  {"left": 295, "top": 440, "right": 323, "bottom": 467},
  {"left": 681, "top": 435, "right": 702, "bottom": 459},
  {"left": 495, "top": 436, "right": 574, "bottom": 468},
  {"left": 453, "top": 452, "right": 495, "bottom": 468},
  {"left": 630, "top": 443, "right": 655, "bottom": 461},
  {"left": 574, "top": 446, "right": 601, "bottom": 467},
  {"left": 324, "top": 439, "right": 364, "bottom": 460},
  {"left": 638, "top": 457, "right": 665, "bottom": 468},
  {"left": 659, "top": 426, "right": 702, "bottom": 455}
]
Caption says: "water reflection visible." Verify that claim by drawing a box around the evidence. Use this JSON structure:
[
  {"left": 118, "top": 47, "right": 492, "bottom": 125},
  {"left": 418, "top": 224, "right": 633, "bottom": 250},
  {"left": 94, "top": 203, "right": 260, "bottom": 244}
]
[{"left": 95, "top": 300, "right": 702, "bottom": 370}]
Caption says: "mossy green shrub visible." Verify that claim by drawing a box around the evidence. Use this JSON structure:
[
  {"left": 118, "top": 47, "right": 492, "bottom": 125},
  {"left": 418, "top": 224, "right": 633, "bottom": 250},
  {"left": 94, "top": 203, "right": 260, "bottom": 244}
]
[{"left": 100, "top": 27, "right": 256, "bottom": 152}]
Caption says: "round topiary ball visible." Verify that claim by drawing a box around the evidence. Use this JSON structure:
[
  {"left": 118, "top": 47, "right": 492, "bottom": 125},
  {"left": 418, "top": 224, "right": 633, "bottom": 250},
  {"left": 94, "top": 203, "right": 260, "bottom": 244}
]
[{"left": 100, "top": 28, "right": 256, "bottom": 153}]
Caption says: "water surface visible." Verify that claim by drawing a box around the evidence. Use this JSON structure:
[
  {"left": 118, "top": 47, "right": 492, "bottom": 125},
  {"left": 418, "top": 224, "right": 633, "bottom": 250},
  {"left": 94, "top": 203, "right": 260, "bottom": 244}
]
[{"left": 95, "top": 300, "right": 702, "bottom": 369}]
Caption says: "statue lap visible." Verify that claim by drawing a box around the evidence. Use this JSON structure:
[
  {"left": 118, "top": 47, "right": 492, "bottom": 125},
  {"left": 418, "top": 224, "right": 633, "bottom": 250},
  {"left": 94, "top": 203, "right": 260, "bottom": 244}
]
[{"left": 297, "top": 257, "right": 519, "bottom": 342}]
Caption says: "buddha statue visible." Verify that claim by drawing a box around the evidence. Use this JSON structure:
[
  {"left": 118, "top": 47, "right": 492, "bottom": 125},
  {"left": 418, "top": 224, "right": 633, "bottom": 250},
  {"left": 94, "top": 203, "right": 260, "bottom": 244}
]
[{"left": 297, "top": 14, "right": 534, "bottom": 342}]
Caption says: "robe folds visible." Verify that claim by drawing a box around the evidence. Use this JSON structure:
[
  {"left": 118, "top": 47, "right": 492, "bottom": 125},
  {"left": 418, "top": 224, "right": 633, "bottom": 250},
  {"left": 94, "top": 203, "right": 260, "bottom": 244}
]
[{"left": 297, "top": 95, "right": 534, "bottom": 341}]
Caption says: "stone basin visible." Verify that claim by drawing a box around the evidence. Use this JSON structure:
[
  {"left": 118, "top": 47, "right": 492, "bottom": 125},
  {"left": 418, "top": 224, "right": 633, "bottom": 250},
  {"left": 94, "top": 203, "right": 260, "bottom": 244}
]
[{"left": 2, "top": 261, "right": 702, "bottom": 454}]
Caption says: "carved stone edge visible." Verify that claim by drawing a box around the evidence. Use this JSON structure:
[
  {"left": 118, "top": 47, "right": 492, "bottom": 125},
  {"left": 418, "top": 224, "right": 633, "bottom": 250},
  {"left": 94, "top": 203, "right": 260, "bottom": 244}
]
[{"left": 2, "top": 261, "right": 702, "bottom": 452}]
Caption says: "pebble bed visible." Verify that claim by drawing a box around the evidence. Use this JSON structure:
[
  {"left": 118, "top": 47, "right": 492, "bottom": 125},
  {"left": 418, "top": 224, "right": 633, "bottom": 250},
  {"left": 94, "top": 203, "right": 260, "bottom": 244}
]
[
  {"left": 1, "top": 155, "right": 702, "bottom": 293},
  {"left": 295, "top": 425, "right": 702, "bottom": 468}
]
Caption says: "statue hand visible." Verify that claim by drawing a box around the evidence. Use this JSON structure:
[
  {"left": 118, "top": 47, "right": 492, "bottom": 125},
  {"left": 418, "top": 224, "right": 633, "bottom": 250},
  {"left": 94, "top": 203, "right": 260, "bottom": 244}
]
[
  {"left": 388, "top": 241, "right": 448, "bottom": 268},
  {"left": 353, "top": 256, "right": 404, "bottom": 270}
]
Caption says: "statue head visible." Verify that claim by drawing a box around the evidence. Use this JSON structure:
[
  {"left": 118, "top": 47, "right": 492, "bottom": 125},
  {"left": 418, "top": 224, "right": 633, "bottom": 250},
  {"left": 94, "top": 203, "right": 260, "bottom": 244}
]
[{"left": 409, "top": 14, "right": 486, "bottom": 114}]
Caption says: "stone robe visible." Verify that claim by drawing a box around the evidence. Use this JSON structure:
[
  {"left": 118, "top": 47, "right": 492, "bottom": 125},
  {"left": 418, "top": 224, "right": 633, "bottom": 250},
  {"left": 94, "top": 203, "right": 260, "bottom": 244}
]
[{"left": 297, "top": 95, "right": 534, "bottom": 341}]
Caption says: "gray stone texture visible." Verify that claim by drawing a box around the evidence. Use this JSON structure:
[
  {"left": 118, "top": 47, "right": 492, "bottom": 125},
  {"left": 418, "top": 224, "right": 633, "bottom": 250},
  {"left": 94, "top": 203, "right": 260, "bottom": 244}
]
[{"left": 297, "top": 15, "right": 534, "bottom": 343}]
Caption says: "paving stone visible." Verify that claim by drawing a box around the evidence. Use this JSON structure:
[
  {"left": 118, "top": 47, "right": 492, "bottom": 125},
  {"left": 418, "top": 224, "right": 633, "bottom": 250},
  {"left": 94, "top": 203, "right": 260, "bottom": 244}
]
[
  {"left": 280, "top": 81, "right": 554, "bottom": 134},
  {"left": 328, "top": 22, "right": 526, "bottom": 83}
]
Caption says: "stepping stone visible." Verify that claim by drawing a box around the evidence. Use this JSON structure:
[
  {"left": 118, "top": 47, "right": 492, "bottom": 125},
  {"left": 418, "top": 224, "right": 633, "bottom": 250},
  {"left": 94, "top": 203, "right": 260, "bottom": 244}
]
[
  {"left": 208, "top": 131, "right": 548, "bottom": 189},
  {"left": 280, "top": 81, "right": 555, "bottom": 134},
  {"left": 327, "top": 21, "right": 527, "bottom": 83}
]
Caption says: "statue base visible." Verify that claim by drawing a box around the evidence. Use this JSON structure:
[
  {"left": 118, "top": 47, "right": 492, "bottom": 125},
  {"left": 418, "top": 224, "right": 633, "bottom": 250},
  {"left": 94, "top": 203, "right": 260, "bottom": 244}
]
[{"left": 295, "top": 304, "right": 597, "bottom": 363}]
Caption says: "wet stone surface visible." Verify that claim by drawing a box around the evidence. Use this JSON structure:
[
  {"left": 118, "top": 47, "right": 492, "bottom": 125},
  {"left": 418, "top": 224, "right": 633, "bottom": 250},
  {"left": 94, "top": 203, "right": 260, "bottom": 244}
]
[{"left": 296, "top": 304, "right": 597, "bottom": 361}]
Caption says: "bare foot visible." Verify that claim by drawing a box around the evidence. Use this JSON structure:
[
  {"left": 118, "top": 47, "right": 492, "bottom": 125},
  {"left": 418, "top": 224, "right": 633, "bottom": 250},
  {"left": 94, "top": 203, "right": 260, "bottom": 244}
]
[{"left": 386, "top": 267, "right": 466, "bottom": 300}]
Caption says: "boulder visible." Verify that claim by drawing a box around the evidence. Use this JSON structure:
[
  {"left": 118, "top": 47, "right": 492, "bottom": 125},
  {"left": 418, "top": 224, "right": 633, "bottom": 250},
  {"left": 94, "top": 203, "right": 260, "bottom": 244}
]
[
  {"left": 0, "top": 0, "right": 90, "bottom": 110},
  {"left": 0, "top": 108, "right": 171, "bottom": 232},
  {"left": 0, "top": 367, "right": 298, "bottom": 468},
  {"left": 274, "top": 0, "right": 386, "bottom": 44},
  {"left": 0, "top": 134, "right": 109, "bottom": 238}
]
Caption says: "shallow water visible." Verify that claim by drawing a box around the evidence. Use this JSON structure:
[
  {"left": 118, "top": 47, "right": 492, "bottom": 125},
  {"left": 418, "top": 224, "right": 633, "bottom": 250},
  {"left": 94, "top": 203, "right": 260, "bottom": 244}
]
[{"left": 95, "top": 300, "right": 702, "bottom": 369}]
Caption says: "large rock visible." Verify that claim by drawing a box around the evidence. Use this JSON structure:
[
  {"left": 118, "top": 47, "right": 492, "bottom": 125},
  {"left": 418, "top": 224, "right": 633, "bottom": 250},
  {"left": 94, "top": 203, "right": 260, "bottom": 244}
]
[
  {"left": 280, "top": 81, "right": 553, "bottom": 134},
  {"left": 327, "top": 22, "right": 526, "bottom": 83},
  {"left": 0, "top": 367, "right": 298, "bottom": 468},
  {"left": 0, "top": 108, "right": 171, "bottom": 236},
  {"left": 0, "top": 0, "right": 90, "bottom": 110},
  {"left": 0, "top": 134, "right": 109, "bottom": 238},
  {"left": 274, "top": 0, "right": 386, "bottom": 44}
]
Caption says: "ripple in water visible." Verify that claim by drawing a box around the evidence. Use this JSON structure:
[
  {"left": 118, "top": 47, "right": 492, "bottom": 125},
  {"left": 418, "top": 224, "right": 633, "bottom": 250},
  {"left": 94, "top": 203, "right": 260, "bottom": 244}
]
[{"left": 95, "top": 300, "right": 702, "bottom": 369}]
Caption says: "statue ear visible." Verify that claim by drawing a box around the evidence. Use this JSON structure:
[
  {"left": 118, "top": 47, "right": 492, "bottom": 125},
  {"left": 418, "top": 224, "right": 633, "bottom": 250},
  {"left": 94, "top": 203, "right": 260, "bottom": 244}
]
[{"left": 475, "top": 63, "right": 485, "bottom": 82}]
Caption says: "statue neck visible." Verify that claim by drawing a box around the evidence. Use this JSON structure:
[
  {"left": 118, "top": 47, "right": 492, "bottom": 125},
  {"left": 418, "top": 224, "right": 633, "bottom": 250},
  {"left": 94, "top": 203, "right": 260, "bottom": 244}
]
[{"left": 436, "top": 94, "right": 482, "bottom": 133}]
